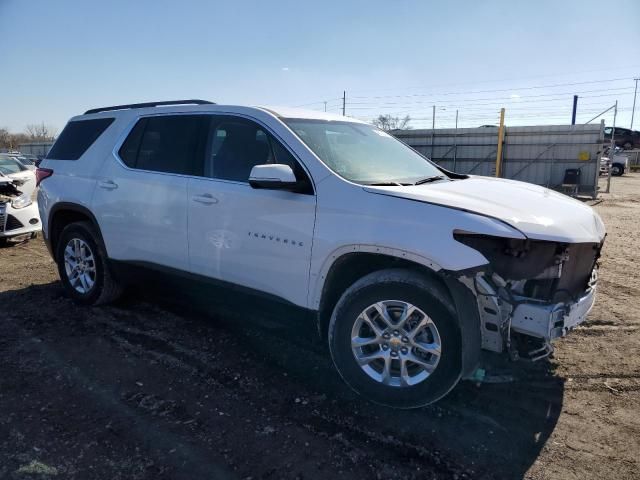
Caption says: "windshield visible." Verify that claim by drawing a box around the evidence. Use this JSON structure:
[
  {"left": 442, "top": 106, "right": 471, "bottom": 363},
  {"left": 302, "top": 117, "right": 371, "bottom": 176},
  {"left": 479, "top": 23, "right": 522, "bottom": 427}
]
[
  {"left": 283, "top": 119, "right": 445, "bottom": 185},
  {"left": 0, "top": 155, "right": 27, "bottom": 175}
]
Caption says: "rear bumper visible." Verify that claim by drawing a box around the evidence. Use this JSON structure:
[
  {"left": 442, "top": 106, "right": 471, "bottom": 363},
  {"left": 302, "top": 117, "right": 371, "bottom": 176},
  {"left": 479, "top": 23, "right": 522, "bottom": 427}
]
[{"left": 42, "top": 228, "right": 54, "bottom": 258}]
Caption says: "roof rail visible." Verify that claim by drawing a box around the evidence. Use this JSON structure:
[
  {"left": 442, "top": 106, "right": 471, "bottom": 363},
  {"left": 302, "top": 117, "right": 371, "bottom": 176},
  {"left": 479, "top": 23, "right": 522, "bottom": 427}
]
[{"left": 84, "top": 99, "right": 215, "bottom": 115}]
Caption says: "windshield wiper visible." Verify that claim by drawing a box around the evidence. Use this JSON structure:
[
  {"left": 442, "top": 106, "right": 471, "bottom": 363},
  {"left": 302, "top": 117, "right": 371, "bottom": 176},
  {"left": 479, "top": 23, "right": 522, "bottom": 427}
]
[
  {"left": 368, "top": 181, "right": 407, "bottom": 186},
  {"left": 413, "top": 175, "right": 446, "bottom": 185}
]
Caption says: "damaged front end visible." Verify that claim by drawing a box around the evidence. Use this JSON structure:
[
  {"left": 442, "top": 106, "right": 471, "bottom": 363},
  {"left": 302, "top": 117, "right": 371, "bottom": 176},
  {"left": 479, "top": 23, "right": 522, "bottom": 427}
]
[
  {"left": 0, "top": 176, "right": 23, "bottom": 201},
  {"left": 453, "top": 233, "right": 602, "bottom": 361}
]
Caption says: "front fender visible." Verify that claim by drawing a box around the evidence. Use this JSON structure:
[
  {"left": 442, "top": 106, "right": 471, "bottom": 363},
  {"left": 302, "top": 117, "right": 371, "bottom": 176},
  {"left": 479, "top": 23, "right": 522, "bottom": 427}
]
[{"left": 309, "top": 244, "right": 442, "bottom": 309}]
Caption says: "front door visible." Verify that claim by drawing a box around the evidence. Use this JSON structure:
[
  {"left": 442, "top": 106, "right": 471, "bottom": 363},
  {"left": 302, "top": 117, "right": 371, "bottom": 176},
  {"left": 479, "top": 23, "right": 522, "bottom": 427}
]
[{"left": 187, "top": 115, "right": 316, "bottom": 307}]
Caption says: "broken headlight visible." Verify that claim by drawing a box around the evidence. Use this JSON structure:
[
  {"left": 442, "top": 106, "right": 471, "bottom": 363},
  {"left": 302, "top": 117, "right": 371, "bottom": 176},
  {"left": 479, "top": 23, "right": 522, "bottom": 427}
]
[
  {"left": 454, "top": 232, "right": 601, "bottom": 302},
  {"left": 453, "top": 232, "right": 559, "bottom": 280},
  {"left": 11, "top": 193, "right": 32, "bottom": 209}
]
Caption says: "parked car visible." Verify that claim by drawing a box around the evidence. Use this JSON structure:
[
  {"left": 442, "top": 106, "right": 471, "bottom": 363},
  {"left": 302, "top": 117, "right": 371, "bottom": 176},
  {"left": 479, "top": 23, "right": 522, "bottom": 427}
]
[
  {"left": 601, "top": 147, "right": 629, "bottom": 176},
  {"left": 16, "top": 153, "right": 40, "bottom": 167},
  {"left": 0, "top": 167, "right": 41, "bottom": 245},
  {"left": 0, "top": 154, "right": 38, "bottom": 196},
  {"left": 38, "top": 100, "right": 606, "bottom": 408},
  {"left": 604, "top": 126, "right": 640, "bottom": 150}
]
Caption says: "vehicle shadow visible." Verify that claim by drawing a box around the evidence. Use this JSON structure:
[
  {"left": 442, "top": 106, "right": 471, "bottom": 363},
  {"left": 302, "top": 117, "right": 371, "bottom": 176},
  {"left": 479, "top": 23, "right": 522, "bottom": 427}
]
[
  {"left": 1, "top": 280, "right": 563, "bottom": 479},
  {"left": 139, "top": 282, "right": 564, "bottom": 480}
]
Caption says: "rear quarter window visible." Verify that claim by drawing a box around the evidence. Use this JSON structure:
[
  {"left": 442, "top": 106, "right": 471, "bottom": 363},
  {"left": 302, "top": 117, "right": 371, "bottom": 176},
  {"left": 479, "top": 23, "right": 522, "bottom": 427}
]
[{"left": 46, "top": 118, "right": 115, "bottom": 160}]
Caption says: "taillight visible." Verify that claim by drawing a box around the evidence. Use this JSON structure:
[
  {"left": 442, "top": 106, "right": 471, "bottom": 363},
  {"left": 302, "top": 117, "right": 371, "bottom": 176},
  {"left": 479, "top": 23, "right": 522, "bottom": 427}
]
[{"left": 36, "top": 167, "right": 53, "bottom": 186}]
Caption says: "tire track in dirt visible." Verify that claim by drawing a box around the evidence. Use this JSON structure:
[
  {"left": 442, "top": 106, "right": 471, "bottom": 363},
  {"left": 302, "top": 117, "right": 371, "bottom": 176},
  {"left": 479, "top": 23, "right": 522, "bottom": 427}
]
[
  {"left": 87, "top": 312, "right": 475, "bottom": 479},
  {"left": 1, "top": 323, "right": 236, "bottom": 480}
]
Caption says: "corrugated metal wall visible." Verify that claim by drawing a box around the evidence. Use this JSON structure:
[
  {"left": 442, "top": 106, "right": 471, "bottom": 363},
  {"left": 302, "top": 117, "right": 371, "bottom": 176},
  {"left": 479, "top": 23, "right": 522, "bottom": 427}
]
[
  {"left": 393, "top": 123, "right": 604, "bottom": 198},
  {"left": 18, "top": 142, "right": 54, "bottom": 157}
]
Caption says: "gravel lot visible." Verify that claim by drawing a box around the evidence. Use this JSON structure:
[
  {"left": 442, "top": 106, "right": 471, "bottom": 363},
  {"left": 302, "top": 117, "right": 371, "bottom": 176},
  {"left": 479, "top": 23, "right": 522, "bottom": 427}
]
[{"left": 1, "top": 175, "right": 639, "bottom": 480}]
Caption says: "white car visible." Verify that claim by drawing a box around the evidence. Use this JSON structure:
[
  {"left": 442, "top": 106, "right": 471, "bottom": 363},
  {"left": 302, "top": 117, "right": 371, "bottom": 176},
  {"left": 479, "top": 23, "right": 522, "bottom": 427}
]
[
  {"left": 37, "top": 100, "right": 605, "bottom": 408},
  {"left": 0, "top": 154, "right": 41, "bottom": 244},
  {"left": 0, "top": 154, "right": 38, "bottom": 196},
  {"left": 600, "top": 147, "right": 629, "bottom": 176}
]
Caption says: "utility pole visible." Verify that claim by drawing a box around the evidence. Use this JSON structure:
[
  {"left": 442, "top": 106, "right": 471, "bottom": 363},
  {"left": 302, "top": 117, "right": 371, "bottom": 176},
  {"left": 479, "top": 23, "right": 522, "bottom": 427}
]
[
  {"left": 495, "top": 108, "right": 506, "bottom": 178},
  {"left": 606, "top": 101, "right": 617, "bottom": 194},
  {"left": 430, "top": 105, "right": 436, "bottom": 159},
  {"left": 453, "top": 109, "right": 459, "bottom": 171},
  {"left": 571, "top": 95, "right": 578, "bottom": 125},
  {"left": 324, "top": 101, "right": 327, "bottom": 112},
  {"left": 631, "top": 78, "right": 639, "bottom": 129},
  {"left": 342, "top": 91, "right": 346, "bottom": 116}
]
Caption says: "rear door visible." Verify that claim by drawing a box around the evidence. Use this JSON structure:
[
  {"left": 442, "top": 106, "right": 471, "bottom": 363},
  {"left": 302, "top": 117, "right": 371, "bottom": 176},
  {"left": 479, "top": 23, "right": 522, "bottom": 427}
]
[
  {"left": 187, "top": 115, "right": 316, "bottom": 307},
  {"left": 92, "top": 114, "right": 207, "bottom": 271}
]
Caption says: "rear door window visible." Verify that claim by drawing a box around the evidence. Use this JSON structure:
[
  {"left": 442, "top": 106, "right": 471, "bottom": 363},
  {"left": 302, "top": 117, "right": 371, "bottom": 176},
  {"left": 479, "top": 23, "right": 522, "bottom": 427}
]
[
  {"left": 46, "top": 118, "right": 114, "bottom": 160},
  {"left": 118, "top": 115, "right": 208, "bottom": 175}
]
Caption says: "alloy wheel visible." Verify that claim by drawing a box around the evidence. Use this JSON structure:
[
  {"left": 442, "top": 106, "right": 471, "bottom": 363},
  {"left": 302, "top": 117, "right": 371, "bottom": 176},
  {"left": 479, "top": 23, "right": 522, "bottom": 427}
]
[
  {"left": 350, "top": 300, "right": 441, "bottom": 387},
  {"left": 63, "top": 238, "right": 96, "bottom": 294}
]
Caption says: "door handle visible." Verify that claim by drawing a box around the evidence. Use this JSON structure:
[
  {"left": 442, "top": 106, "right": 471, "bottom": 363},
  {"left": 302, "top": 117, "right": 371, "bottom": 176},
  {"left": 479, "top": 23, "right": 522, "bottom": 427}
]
[
  {"left": 98, "top": 180, "right": 118, "bottom": 190},
  {"left": 192, "top": 193, "right": 218, "bottom": 205}
]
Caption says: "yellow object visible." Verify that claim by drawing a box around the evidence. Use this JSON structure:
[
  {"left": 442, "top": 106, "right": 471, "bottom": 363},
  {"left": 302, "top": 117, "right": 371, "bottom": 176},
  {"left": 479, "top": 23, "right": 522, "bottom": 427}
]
[
  {"left": 495, "top": 108, "right": 506, "bottom": 177},
  {"left": 578, "top": 151, "right": 590, "bottom": 161}
]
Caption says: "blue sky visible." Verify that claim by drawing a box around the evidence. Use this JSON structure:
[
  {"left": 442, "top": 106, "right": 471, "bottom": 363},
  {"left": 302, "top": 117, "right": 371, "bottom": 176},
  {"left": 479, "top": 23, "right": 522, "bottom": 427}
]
[{"left": 1, "top": 0, "right": 639, "bottom": 133}]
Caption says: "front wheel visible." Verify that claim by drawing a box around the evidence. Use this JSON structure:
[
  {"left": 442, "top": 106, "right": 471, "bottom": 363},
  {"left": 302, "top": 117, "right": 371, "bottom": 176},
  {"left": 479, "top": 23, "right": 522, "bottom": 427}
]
[{"left": 328, "top": 269, "right": 462, "bottom": 408}]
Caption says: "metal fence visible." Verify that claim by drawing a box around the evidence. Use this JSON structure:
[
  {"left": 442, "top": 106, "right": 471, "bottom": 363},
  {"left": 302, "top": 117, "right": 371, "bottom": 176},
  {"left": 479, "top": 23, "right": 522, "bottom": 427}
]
[
  {"left": 18, "top": 142, "right": 54, "bottom": 157},
  {"left": 393, "top": 122, "right": 604, "bottom": 198}
]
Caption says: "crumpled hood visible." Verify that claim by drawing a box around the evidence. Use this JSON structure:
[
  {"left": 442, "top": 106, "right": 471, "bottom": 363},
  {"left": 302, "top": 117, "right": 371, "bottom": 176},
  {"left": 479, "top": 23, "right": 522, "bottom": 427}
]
[{"left": 364, "top": 176, "right": 606, "bottom": 243}]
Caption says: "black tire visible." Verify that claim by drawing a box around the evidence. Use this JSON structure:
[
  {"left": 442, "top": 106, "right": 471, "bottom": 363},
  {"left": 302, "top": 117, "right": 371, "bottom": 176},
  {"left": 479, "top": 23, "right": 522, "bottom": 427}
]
[
  {"left": 611, "top": 163, "right": 624, "bottom": 176},
  {"left": 328, "top": 269, "right": 462, "bottom": 408},
  {"left": 623, "top": 142, "right": 632, "bottom": 150},
  {"left": 55, "top": 221, "right": 122, "bottom": 305}
]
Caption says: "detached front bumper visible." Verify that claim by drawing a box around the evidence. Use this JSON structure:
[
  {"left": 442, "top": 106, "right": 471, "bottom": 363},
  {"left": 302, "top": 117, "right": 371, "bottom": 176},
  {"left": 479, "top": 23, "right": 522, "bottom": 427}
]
[
  {"left": 463, "top": 269, "right": 598, "bottom": 361},
  {"left": 511, "top": 285, "right": 596, "bottom": 340}
]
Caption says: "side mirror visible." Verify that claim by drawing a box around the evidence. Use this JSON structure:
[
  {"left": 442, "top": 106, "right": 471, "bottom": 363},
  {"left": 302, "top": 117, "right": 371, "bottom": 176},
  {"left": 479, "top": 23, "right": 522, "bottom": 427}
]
[{"left": 249, "top": 164, "right": 298, "bottom": 190}]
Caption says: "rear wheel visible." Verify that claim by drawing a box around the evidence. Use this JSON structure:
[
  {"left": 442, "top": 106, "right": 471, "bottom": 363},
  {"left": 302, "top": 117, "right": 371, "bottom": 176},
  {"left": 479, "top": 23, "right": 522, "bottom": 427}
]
[
  {"left": 328, "top": 269, "right": 462, "bottom": 408},
  {"left": 56, "top": 221, "right": 122, "bottom": 305}
]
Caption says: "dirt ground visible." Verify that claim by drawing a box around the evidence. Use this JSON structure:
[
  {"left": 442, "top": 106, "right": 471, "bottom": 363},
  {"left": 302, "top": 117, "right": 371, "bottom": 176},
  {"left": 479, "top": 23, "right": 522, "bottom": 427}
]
[{"left": 1, "top": 175, "right": 639, "bottom": 480}]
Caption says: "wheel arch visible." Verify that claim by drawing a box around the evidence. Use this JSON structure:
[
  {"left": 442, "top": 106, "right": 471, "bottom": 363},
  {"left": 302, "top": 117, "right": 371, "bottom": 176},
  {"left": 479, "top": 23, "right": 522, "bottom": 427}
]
[
  {"left": 48, "top": 202, "right": 104, "bottom": 260},
  {"left": 314, "top": 248, "right": 482, "bottom": 377}
]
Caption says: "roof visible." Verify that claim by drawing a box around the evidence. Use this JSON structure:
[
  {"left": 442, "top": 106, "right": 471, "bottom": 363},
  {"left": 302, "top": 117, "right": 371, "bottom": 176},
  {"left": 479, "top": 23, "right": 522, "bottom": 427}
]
[
  {"left": 257, "top": 106, "right": 366, "bottom": 123},
  {"left": 75, "top": 100, "right": 366, "bottom": 124}
]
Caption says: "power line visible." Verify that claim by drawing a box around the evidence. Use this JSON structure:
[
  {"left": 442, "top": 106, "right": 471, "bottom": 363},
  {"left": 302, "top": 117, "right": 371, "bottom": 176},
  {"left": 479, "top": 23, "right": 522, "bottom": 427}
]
[
  {"left": 340, "top": 65, "right": 640, "bottom": 96},
  {"left": 348, "top": 77, "right": 635, "bottom": 100},
  {"left": 346, "top": 92, "right": 634, "bottom": 111},
  {"left": 346, "top": 86, "right": 635, "bottom": 107}
]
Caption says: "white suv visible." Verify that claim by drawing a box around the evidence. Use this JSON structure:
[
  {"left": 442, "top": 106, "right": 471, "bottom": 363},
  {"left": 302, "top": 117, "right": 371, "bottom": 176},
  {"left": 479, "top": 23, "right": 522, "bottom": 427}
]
[{"left": 38, "top": 100, "right": 606, "bottom": 408}]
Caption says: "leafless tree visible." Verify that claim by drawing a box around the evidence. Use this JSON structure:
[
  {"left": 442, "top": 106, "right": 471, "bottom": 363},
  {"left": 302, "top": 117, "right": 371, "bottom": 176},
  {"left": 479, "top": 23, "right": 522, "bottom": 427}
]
[
  {"left": 0, "top": 128, "right": 9, "bottom": 149},
  {"left": 0, "top": 128, "right": 30, "bottom": 150},
  {"left": 372, "top": 114, "right": 411, "bottom": 131},
  {"left": 25, "top": 122, "right": 57, "bottom": 141}
]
